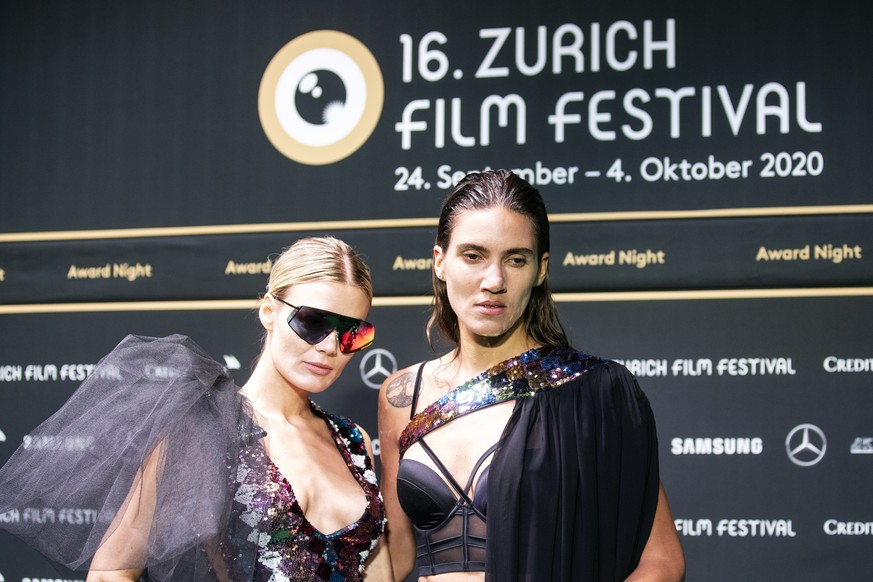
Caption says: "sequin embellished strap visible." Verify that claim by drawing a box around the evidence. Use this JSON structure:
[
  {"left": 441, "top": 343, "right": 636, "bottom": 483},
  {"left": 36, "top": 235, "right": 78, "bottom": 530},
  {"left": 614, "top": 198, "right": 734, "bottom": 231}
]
[{"left": 397, "top": 347, "right": 604, "bottom": 454}]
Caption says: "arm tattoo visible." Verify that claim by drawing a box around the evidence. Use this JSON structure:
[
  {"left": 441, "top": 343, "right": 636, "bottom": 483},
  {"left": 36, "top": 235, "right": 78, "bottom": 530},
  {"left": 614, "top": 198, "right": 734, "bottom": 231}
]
[{"left": 386, "top": 372, "right": 414, "bottom": 408}]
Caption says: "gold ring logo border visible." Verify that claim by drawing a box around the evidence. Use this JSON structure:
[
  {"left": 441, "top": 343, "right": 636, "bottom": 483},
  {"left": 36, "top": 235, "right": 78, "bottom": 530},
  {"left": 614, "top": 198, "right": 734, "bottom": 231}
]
[{"left": 258, "top": 30, "right": 384, "bottom": 165}]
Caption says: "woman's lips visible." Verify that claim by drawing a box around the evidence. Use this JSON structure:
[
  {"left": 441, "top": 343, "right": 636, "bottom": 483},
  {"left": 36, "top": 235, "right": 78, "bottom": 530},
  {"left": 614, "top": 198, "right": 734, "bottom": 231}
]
[
  {"left": 476, "top": 302, "right": 506, "bottom": 315},
  {"left": 304, "top": 361, "right": 333, "bottom": 375}
]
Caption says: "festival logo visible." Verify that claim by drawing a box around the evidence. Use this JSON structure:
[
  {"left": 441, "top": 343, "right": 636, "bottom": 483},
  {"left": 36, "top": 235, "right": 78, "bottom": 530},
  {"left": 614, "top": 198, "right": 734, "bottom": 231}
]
[
  {"left": 850, "top": 437, "right": 873, "bottom": 454},
  {"left": 359, "top": 348, "right": 397, "bottom": 389},
  {"left": 258, "top": 30, "right": 384, "bottom": 165},
  {"left": 785, "top": 423, "right": 827, "bottom": 467},
  {"left": 223, "top": 354, "right": 241, "bottom": 370}
]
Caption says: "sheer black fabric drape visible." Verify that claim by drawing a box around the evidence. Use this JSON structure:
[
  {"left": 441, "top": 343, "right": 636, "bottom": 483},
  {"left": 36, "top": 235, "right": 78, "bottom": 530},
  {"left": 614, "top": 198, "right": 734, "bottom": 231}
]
[
  {"left": 0, "top": 335, "right": 267, "bottom": 581},
  {"left": 486, "top": 363, "right": 659, "bottom": 581}
]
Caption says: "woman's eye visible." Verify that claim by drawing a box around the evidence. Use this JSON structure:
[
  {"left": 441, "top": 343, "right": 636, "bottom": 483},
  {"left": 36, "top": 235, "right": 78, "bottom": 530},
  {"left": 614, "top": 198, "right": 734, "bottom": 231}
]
[
  {"left": 508, "top": 256, "right": 528, "bottom": 266},
  {"left": 463, "top": 253, "right": 481, "bottom": 261}
]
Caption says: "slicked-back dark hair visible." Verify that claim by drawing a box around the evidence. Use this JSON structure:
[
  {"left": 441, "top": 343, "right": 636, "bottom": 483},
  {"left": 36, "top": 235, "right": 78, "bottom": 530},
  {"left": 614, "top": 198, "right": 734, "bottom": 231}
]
[{"left": 428, "top": 170, "right": 570, "bottom": 349}]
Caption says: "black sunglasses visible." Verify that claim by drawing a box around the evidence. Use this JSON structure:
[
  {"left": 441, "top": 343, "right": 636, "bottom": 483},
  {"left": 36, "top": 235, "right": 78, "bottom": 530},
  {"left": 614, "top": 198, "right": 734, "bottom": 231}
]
[{"left": 273, "top": 296, "right": 375, "bottom": 354}]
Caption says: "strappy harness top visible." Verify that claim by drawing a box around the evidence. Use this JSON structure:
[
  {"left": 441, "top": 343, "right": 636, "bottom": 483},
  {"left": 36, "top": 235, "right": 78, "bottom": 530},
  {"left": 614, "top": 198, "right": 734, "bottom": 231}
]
[{"left": 395, "top": 347, "right": 603, "bottom": 577}]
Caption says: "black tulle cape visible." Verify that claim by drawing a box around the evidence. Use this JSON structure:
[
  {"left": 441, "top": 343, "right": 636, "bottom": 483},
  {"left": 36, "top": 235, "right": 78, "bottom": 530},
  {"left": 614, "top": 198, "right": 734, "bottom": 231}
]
[
  {"left": 0, "top": 334, "right": 268, "bottom": 581},
  {"left": 485, "top": 361, "right": 660, "bottom": 581}
]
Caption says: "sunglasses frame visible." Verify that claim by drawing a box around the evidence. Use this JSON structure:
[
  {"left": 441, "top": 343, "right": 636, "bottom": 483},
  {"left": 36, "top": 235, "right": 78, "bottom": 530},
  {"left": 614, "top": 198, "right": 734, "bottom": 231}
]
[{"left": 272, "top": 295, "right": 374, "bottom": 354}]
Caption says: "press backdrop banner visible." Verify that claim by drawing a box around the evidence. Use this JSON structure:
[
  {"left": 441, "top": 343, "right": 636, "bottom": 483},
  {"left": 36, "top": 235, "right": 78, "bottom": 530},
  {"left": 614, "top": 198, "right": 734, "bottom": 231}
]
[
  {"left": 1, "top": 0, "right": 869, "bottom": 235},
  {"left": 1, "top": 1, "right": 872, "bottom": 581},
  {"left": 1, "top": 299, "right": 872, "bottom": 582}
]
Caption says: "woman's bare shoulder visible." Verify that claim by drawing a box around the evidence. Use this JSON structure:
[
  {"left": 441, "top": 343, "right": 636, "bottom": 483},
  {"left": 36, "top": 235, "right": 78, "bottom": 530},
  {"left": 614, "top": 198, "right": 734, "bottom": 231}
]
[
  {"left": 382, "top": 358, "right": 442, "bottom": 408},
  {"left": 381, "top": 360, "right": 430, "bottom": 409}
]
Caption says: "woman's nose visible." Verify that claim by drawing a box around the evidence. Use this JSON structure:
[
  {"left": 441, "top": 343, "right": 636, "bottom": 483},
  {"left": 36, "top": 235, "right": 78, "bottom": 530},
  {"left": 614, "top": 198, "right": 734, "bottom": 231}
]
[
  {"left": 481, "top": 262, "right": 506, "bottom": 293},
  {"left": 314, "top": 330, "right": 340, "bottom": 354}
]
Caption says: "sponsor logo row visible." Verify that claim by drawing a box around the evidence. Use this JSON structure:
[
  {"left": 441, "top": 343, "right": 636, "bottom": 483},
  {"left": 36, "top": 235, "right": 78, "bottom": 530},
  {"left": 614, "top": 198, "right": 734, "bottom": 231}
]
[
  {"left": 616, "top": 356, "right": 873, "bottom": 377},
  {"left": 2, "top": 355, "right": 871, "bottom": 384},
  {"left": 671, "top": 426, "right": 873, "bottom": 466},
  {"left": 0, "top": 507, "right": 102, "bottom": 525},
  {"left": 674, "top": 518, "right": 873, "bottom": 537},
  {"left": 0, "top": 353, "right": 244, "bottom": 383},
  {"left": 15, "top": 508, "right": 869, "bottom": 539},
  {"left": 7, "top": 427, "right": 867, "bottom": 461}
]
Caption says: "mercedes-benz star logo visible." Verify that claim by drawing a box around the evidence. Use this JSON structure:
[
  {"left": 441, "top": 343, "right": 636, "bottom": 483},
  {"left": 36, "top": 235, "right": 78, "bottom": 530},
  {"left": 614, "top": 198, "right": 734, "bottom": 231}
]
[
  {"left": 223, "top": 354, "right": 241, "bottom": 370},
  {"left": 785, "top": 423, "right": 827, "bottom": 467},
  {"left": 360, "top": 348, "right": 397, "bottom": 389}
]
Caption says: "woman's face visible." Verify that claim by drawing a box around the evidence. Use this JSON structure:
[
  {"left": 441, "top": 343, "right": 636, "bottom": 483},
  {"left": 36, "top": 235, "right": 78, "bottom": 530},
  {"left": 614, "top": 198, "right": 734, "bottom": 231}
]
[
  {"left": 260, "top": 281, "right": 370, "bottom": 394},
  {"left": 434, "top": 206, "right": 548, "bottom": 345}
]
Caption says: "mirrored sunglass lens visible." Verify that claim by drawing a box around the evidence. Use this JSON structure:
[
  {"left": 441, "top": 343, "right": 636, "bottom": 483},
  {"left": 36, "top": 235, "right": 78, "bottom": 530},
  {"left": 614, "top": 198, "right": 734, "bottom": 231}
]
[{"left": 339, "top": 322, "right": 375, "bottom": 353}]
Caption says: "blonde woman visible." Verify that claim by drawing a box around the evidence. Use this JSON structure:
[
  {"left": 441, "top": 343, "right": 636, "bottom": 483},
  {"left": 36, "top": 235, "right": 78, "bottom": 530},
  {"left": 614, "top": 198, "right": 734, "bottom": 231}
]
[{"left": 0, "top": 237, "right": 392, "bottom": 581}]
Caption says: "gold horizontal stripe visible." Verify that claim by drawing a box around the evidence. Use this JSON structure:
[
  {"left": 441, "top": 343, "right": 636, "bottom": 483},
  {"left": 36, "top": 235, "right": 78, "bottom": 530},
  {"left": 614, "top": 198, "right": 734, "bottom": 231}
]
[
  {"left": 1, "top": 205, "right": 871, "bottom": 243},
  {"left": 548, "top": 204, "right": 873, "bottom": 223},
  {"left": 0, "top": 217, "right": 439, "bottom": 243},
  {"left": 553, "top": 287, "right": 873, "bottom": 302},
  {"left": 0, "top": 300, "right": 262, "bottom": 314},
  {"left": 1, "top": 287, "right": 871, "bottom": 314}
]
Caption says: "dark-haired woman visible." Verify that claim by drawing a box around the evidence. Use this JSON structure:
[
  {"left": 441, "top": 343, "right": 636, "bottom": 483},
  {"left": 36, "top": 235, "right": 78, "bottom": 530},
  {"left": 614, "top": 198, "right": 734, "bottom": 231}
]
[{"left": 379, "top": 171, "right": 685, "bottom": 581}]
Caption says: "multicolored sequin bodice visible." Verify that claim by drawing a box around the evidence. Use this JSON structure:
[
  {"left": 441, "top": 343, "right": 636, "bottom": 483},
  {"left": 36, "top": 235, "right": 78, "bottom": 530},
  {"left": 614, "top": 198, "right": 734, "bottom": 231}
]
[
  {"left": 233, "top": 405, "right": 385, "bottom": 582},
  {"left": 398, "top": 346, "right": 604, "bottom": 454}
]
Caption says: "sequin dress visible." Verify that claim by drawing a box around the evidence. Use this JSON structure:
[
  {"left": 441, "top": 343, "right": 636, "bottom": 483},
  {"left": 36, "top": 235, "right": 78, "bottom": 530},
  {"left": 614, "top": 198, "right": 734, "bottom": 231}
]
[
  {"left": 232, "top": 404, "right": 385, "bottom": 582},
  {"left": 0, "top": 335, "right": 386, "bottom": 582}
]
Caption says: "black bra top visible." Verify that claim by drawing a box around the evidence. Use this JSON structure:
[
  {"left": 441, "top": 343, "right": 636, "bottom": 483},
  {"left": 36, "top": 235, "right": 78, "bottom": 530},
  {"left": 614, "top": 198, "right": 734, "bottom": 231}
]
[
  {"left": 396, "top": 363, "right": 498, "bottom": 576},
  {"left": 397, "top": 442, "right": 495, "bottom": 528}
]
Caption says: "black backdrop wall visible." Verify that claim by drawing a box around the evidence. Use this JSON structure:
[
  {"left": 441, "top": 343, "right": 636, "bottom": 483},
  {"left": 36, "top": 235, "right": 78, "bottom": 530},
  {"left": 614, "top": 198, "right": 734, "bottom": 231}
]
[{"left": 1, "top": 1, "right": 871, "bottom": 581}]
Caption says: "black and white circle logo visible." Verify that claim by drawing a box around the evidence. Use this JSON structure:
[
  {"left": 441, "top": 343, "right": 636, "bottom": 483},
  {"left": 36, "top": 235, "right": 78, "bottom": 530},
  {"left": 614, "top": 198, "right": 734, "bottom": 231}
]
[
  {"left": 359, "top": 348, "right": 397, "bottom": 390},
  {"left": 785, "top": 423, "right": 827, "bottom": 467},
  {"left": 258, "top": 30, "right": 384, "bottom": 165}
]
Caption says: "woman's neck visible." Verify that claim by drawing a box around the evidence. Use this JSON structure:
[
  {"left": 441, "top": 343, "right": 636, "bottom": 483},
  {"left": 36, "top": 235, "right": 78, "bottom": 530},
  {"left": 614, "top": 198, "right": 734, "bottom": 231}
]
[
  {"left": 449, "top": 326, "right": 539, "bottom": 383},
  {"left": 241, "top": 357, "right": 312, "bottom": 423}
]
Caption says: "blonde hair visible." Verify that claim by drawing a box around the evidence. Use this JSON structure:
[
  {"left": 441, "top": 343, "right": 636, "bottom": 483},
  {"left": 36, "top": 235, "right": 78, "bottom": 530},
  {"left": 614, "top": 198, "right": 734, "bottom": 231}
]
[{"left": 266, "top": 236, "right": 373, "bottom": 302}]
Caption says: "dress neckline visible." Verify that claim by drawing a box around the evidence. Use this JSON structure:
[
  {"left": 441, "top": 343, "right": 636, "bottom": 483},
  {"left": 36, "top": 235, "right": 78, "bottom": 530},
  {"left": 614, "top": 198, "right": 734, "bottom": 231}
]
[
  {"left": 266, "top": 404, "right": 371, "bottom": 538},
  {"left": 398, "top": 346, "right": 604, "bottom": 454}
]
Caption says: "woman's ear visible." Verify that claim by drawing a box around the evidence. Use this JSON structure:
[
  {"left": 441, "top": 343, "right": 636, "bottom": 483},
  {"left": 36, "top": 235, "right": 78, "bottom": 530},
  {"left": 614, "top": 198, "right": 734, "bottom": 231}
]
[
  {"left": 535, "top": 252, "right": 550, "bottom": 286},
  {"left": 433, "top": 245, "right": 445, "bottom": 281},
  {"left": 259, "top": 294, "right": 275, "bottom": 331}
]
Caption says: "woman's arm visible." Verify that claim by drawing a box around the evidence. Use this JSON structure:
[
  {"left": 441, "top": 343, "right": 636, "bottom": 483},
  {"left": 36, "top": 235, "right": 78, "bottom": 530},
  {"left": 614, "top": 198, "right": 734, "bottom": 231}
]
[
  {"left": 85, "top": 443, "right": 163, "bottom": 582},
  {"left": 624, "top": 482, "right": 686, "bottom": 582},
  {"left": 363, "top": 536, "right": 395, "bottom": 582},
  {"left": 378, "top": 367, "right": 420, "bottom": 582},
  {"left": 360, "top": 427, "right": 395, "bottom": 582},
  {"left": 85, "top": 570, "right": 143, "bottom": 582}
]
